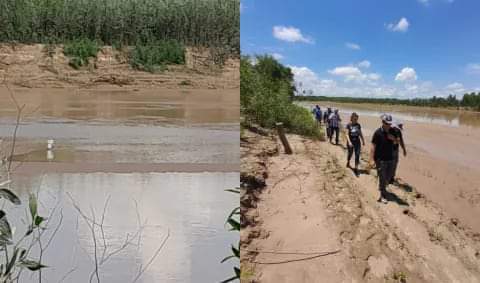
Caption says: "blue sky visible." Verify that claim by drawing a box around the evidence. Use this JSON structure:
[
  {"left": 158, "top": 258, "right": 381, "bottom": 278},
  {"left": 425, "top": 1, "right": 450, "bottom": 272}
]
[{"left": 240, "top": 0, "right": 480, "bottom": 98}]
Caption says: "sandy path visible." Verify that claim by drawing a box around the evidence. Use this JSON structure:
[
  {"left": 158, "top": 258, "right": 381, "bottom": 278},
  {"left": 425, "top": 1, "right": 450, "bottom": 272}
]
[
  {"left": 244, "top": 135, "right": 351, "bottom": 282},
  {"left": 241, "top": 130, "right": 480, "bottom": 282},
  {"left": 316, "top": 107, "right": 480, "bottom": 235}
]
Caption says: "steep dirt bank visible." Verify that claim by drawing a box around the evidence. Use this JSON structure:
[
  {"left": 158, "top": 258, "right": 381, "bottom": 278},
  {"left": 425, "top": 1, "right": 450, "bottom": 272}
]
[
  {"left": 0, "top": 43, "right": 239, "bottom": 89},
  {"left": 241, "top": 128, "right": 480, "bottom": 283}
]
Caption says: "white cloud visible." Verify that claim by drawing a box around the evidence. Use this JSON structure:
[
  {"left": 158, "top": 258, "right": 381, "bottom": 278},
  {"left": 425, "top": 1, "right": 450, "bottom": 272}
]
[
  {"left": 367, "top": 73, "right": 381, "bottom": 80},
  {"left": 291, "top": 65, "right": 466, "bottom": 99},
  {"left": 290, "top": 66, "right": 337, "bottom": 96},
  {"left": 328, "top": 65, "right": 380, "bottom": 83},
  {"left": 406, "top": 84, "right": 419, "bottom": 92},
  {"left": 467, "top": 63, "right": 480, "bottom": 74},
  {"left": 345, "top": 42, "right": 361, "bottom": 50},
  {"left": 446, "top": 82, "right": 465, "bottom": 93},
  {"left": 395, "top": 67, "right": 417, "bottom": 82},
  {"left": 418, "top": 0, "right": 429, "bottom": 5},
  {"left": 329, "top": 66, "right": 361, "bottom": 77},
  {"left": 270, "top": 53, "right": 284, "bottom": 60},
  {"left": 273, "top": 26, "right": 313, "bottom": 44},
  {"left": 357, "top": 60, "right": 371, "bottom": 68},
  {"left": 387, "top": 17, "right": 410, "bottom": 33},
  {"left": 419, "top": 0, "right": 454, "bottom": 5}
]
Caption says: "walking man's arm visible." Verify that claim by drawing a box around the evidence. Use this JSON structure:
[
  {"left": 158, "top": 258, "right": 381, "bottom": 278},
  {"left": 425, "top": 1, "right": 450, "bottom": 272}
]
[
  {"left": 400, "top": 132, "right": 407, "bottom": 156},
  {"left": 369, "top": 143, "right": 376, "bottom": 167},
  {"left": 360, "top": 128, "right": 365, "bottom": 146}
]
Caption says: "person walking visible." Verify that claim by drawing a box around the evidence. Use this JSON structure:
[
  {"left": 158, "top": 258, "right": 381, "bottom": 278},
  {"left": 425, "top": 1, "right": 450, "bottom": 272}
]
[
  {"left": 328, "top": 109, "right": 341, "bottom": 145},
  {"left": 369, "top": 114, "right": 397, "bottom": 204},
  {"left": 345, "top": 112, "right": 365, "bottom": 175},
  {"left": 324, "top": 107, "right": 332, "bottom": 138},
  {"left": 313, "top": 105, "right": 322, "bottom": 126},
  {"left": 390, "top": 122, "right": 407, "bottom": 184}
]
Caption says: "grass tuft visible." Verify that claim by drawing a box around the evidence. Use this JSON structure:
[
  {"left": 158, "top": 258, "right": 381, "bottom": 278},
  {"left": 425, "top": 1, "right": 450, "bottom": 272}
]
[
  {"left": 63, "top": 39, "right": 99, "bottom": 69},
  {"left": 129, "top": 40, "right": 185, "bottom": 73}
]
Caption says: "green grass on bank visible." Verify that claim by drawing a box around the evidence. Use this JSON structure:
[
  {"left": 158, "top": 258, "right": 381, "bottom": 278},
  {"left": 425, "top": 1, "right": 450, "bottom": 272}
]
[
  {"left": 241, "top": 55, "right": 323, "bottom": 139},
  {"left": 63, "top": 39, "right": 100, "bottom": 69},
  {"left": 60, "top": 38, "right": 186, "bottom": 72},
  {"left": 129, "top": 40, "right": 185, "bottom": 73}
]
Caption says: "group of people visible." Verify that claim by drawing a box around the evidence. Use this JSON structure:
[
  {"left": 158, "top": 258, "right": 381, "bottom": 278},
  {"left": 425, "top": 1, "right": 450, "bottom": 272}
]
[
  {"left": 312, "top": 105, "right": 341, "bottom": 145},
  {"left": 312, "top": 105, "right": 407, "bottom": 204}
]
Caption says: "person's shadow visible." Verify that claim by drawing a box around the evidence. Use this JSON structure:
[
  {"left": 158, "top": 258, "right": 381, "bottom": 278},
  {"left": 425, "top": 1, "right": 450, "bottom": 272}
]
[
  {"left": 348, "top": 167, "right": 370, "bottom": 177},
  {"left": 392, "top": 179, "right": 414, "bottom": 193},
  {"left": 384, "top": 191, "right": 409, "bottom": 206}
]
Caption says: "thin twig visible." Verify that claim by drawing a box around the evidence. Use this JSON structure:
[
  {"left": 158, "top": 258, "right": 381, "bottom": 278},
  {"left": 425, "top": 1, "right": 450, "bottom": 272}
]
[
  {"left": 99, "top": 196, "right": 111, "bottom": 263},
  {"left": 252, "top": 250, "right": 341, "bottom": 265},
  {"left": 3, "top": 72, "right": 25, "bottom": 172},
  {"left": 58, "top": 266, "right": 77, "bottom": 283},
  {"left": 243, "top": 248, "right": 340, "bottom": 255},
  {"left": 89, "top": 206, "right": 100, "bottom": 283},
  {"left": 132, "top": 229, "right": 170, "bottom": 283}
]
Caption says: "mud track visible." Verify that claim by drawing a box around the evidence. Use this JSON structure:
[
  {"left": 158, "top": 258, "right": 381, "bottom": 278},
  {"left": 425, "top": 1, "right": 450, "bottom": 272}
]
[{"left": 241, "top": 129, "right": 480, "bottom": 283}]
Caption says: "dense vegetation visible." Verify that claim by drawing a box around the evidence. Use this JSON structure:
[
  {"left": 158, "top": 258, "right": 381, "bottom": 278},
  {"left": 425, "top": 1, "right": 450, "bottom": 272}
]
[
  {"left": 0, "top": 0, "right": 240, "bottom": 54},
  {"left": 241, "top": 55, "right": 322, "bottom": 139},
  {"left": 129, "top": 40, "right": 185, "bottom": 72},
  {"left": 295, "top": 93, "right": 480, "bottom": 111},
  {"left": 63, "top": 38, "right": 100, "bottom": 69}
]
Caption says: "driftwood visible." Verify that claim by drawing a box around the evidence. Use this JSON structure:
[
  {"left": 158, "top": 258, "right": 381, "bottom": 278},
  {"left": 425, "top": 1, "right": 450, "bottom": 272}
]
[{"left": 275, "top": 122, "right": 292, "bottom": 154}]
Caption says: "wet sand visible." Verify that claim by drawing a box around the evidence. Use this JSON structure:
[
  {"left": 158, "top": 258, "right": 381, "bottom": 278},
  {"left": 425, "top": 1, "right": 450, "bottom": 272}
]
[{"left": 307, "top": 102, "right": 480, "bottom": 234}]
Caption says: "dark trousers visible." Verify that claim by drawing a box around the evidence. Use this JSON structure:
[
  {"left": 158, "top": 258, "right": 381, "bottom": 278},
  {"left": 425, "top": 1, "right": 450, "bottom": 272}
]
[
  {"left": 391, "top": 149, "right": 399, "bottom": 181},
  {"left": 347, "top": 140, "right": 361, "bottom": 167},
  {"left": 376, "top": 160, "right": 395, "bottom": 197},
  {"left": 329, "top": 126, "right": 339, "bottom": 144}
]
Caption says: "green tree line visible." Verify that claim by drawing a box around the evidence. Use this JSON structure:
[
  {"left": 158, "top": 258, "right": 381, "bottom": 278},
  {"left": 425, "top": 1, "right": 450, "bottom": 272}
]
[
  {"left": 295, "top": 93, "right": 480, "bottom": 111},
  {"left": 241, "top": 55, "right": 322, "bottom": 138}
]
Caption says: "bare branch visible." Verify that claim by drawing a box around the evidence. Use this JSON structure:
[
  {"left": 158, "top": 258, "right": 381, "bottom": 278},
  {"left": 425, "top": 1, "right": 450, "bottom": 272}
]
[{"left": 132, "top": 229, "right": 170, "bottom": 283}]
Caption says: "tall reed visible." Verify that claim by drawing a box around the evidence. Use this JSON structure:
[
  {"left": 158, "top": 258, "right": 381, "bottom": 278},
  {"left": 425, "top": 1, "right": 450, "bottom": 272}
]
[{"left": 0, "top": 0, "right": 239, "bottom": 54}]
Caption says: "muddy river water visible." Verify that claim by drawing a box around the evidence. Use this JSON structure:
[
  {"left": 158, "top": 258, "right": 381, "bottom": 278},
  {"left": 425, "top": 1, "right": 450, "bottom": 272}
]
[
  {"left": 303, "top": 101, "right": 480, "bottom": 234},
  {"left": 0, "top": 87, "right": 239, "bottom": 282}
]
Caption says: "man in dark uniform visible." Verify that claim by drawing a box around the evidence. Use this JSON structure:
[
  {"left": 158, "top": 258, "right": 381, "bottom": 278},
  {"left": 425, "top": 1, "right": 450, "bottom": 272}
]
[
  {"left": 390, "top": 122, "right": 407, "bottom": 184},
  {"left": 369, "top": 114, "right": 397, "bottom": 203}
]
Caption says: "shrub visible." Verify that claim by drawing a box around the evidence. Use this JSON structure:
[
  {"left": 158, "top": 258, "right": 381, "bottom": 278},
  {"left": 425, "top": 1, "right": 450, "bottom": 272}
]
[
  {"left": 63, "top": 38, "right": 99, "bottom": 69},
  {"left": 129, "top": 40, "right": 185, "bottom": 73},
  {"left": 241, "top": 55, "right": 323, "bottom": 139}
]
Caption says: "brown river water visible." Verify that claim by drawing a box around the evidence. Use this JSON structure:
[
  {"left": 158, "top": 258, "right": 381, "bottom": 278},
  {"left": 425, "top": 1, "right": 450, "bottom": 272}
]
[
  {"left": 303, "top": 101, "right": 480, "bottom": 234},
  {"left": 0, "top": 87, "right": 239, "bottom": 283}
]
